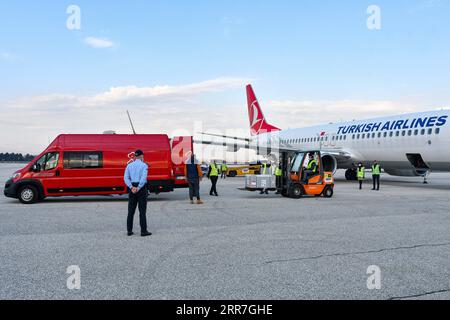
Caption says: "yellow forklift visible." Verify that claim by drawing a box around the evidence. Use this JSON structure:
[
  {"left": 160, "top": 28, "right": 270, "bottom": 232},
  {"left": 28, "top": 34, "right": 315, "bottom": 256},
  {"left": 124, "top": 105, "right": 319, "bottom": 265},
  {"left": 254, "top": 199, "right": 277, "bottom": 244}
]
[{"left": 278, "top": 150, "right": 334, "bottom": 198}]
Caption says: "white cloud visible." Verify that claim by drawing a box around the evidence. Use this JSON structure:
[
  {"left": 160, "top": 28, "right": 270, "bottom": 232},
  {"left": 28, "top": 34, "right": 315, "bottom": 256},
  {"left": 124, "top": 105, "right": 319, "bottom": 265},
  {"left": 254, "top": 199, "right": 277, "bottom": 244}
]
[
  {"left": 84, "top": 37, "right": 116, "bottom": 48},
  {"left": 0, "top": 52, "right": 15, "bottom": 60},
  {"left": 10, "top": 77, "right": 249, "bottom": 111},
  {"left": 0, "top": 78, "right": 250, "bottom": 153}
]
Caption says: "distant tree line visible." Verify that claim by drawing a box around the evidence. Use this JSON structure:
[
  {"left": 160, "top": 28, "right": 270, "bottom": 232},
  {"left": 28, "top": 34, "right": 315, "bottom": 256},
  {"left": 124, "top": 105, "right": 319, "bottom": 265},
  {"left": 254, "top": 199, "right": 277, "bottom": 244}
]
[{"left": 0, "top": 153, "right": 35, "bottom": 162}]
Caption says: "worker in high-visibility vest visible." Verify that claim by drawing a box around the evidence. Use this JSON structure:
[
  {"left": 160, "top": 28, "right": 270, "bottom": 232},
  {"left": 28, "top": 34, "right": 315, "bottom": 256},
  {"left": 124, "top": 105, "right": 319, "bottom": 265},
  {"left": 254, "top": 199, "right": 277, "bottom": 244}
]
[
  {"left": 207, "top": 161, "right": 219, "bottom": 196},
  {"left": 261, "top": 163, "right": 269, "bottom": 175},
  {"left": 303, "top": 154, "right": 318, "bottom": 182},
  {"left": 221, "top": 163, "right": 228, "bottom": 179},
  {"left": 357, "top": 162, "right": 365, "bottom": 190},
  {"left": 371, "top": 160, "right": 381, "bottom": 191},
  {"left": 275, "top": 164, "right": 283, "bottom": 194}
]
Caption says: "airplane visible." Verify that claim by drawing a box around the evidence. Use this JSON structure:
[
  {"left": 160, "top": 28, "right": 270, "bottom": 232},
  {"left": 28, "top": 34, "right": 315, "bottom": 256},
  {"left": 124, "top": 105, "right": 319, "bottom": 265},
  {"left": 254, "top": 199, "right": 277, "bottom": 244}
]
[{"left": 199, "top": 85, "right": 450, "bottom": 181}]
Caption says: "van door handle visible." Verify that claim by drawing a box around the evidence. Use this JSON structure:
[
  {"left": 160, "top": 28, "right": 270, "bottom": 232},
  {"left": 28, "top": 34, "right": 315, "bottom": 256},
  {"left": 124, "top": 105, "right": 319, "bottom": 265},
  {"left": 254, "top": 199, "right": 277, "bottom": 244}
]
[{"left": 55, "top": 170, "right": 60, "bottom": 177}]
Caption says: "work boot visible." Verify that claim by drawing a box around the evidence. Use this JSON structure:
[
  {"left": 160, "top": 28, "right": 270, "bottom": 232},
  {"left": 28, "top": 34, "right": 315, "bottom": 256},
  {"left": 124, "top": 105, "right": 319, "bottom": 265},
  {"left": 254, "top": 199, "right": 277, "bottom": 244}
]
[
  {"left": 141, "top": 231, "right": 152, "bottom": 237},
  {"left": 190, "top": 200, "right": 194, "bottom": 204},
  {"left": 127, "top": 232, "right": 134, "bottom": 237},
  {"left": 197, "top": 200, "right": 204, "bottom": 205}
]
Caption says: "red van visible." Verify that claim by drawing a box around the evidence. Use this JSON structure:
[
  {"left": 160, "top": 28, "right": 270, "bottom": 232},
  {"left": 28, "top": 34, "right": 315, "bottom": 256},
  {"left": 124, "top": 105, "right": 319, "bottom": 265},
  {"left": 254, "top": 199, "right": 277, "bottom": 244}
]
[{"left": 4, "top": 134, "right": 193, "bottom": 204}]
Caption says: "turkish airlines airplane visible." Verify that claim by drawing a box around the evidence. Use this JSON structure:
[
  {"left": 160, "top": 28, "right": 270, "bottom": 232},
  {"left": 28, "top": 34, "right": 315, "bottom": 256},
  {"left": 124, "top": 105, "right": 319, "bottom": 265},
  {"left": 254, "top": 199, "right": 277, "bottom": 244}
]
[{"left": 201, "top": 85, "right": 450, "bottom": 180}]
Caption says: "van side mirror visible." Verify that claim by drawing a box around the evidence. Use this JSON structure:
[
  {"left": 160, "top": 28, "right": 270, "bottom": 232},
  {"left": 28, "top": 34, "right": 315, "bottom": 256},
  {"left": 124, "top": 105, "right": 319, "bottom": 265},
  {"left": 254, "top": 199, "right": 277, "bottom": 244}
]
[{"left": 31, "top": 164, "right": 40, "bottom": 172}]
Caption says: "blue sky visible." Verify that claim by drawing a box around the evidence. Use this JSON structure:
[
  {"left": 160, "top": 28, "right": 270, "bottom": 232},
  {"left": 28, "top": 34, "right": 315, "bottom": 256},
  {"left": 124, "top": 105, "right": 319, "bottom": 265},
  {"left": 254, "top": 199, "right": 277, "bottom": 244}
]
[{"left": 1, "top": 0, "right": 450, "bottom": 153}]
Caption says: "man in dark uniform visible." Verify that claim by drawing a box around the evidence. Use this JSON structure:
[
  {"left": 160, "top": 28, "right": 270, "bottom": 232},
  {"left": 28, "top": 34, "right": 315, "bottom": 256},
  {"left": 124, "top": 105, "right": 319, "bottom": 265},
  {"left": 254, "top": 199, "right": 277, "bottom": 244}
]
[{"left": 124, "top": 150, "right": 152, "bottom": 237}]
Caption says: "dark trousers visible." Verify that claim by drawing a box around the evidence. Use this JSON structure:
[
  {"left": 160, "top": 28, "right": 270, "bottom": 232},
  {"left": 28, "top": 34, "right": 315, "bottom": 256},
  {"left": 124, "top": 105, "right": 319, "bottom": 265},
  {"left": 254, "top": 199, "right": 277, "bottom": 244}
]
[
  {"left": 210, "top": 176, "right": 218, "bottom": 195},
  {"left": 359, "top": 180, "right": 363, "bottom": 190},
  {"left": 221, "top": 172, "right": 226, "bottom": 179},
  {"left": 276, "top": 176, "right": 282, "bottom": 193},
  {"left": 127, "top": 185, "right": 148, "bottom": 233},
  {"left": 188, "top": 179, "right": 200, "bottom": 200},
  {"left": 372, "top": 175, "right": 380, "bottom": 190}
]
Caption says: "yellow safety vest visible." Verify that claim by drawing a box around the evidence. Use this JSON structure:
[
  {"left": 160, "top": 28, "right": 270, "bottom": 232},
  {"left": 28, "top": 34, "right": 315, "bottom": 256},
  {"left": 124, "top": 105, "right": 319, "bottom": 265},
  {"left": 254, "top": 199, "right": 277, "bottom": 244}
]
[
  {"left": 275, "top": 167, "right": 283, "bottom": 176},
  {"left": 262, "top": 164, "right": 268, "bottom": 175},
  {"left": 210, "top": 164, "right": 219, "bottom": 177},
  {"left": 372, "top": 164, "right": 381, "bottom": 175},
  {"left": 307, "top": 160, "right": 317, "bottom": 172},
  {"left": 357, "top": 167, "right": 365, "bottom": 179}
]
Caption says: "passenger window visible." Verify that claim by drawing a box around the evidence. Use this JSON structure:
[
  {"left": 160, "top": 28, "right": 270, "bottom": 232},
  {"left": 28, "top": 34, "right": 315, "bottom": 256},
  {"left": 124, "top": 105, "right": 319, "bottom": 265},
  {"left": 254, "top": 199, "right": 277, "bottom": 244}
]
[
  {"left": 402, "top": 131, "right": 406, "bottom": 136},
  {"left": 428, "top": 129, "right": 433, "bottom": 135},
  {"left": 357, "top": 134, "right": 360, "bottom": 139},
  {"left": 34, "top": 152, "right": 60, "bottom": 172},
  {"left": 64, "top": 152, "right": 103, "bottom": 169},
  {"left": 421, "top": 129, "right": 425, "bottom": 135},
  {"left": 414, "top": 130, "right": 419, "bottom": 136},
  {"left": 384, "top": 132, "right": 387, "bottom": 138},
  {"left": 362, "top": 134, "right": 365, "bottom": 139},
  {"left": 408, "top": 130, "right": 412, "bottom": 136},
  {"left": 436, "top": 128, "right": 440, "bottom": 135},
  {"left": 389, "top": 132, "right": 393, "bottom": 137}
]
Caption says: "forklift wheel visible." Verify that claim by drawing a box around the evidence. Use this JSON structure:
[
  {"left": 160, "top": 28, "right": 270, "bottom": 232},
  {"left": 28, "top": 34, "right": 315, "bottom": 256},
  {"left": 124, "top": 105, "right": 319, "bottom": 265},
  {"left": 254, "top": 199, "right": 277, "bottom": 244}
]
[
  {"left": 288, "top": 184, "right": 303, "bottom": 199},
  {"left": 323, "top": 186, "right": 334, "bottom": 198}
]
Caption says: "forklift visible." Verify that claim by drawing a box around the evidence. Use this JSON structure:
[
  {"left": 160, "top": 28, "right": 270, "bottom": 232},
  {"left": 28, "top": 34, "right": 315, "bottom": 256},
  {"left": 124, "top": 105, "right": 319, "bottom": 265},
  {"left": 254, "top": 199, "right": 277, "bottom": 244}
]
[{"left": 278, "top": 150, "right": 334, "bottom": 198}]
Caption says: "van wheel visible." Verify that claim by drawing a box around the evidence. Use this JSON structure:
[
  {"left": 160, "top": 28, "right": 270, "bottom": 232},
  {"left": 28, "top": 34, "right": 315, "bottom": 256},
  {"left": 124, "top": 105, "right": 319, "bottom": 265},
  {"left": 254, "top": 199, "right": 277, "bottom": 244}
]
[
  {"left": 18, "top": 185, "right": 39, "bottom": 204},
  {"left": 323, "top": 186, "right": 334, "bottom": 198},
  {"left": 288, "top": 184, "right": 303, "bottom": 199}
]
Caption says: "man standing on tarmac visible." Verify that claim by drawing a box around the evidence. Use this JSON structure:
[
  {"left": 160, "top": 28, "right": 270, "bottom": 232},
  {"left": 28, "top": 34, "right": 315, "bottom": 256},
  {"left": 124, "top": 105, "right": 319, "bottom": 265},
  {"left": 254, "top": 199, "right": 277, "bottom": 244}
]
[
  {"left": 357, "top": 162, "right": 365, "bottom": 190},
  {"left": 221, "top": 162, "right": 228, "bottom": 179},
  {"left": 372, "top": 160, "right": 381, "bottom": 191},
  {"left": 185, "top": 154, "right": 204, "bottom": 204},
  {"left": 208, "top": 160, "right": 219, "bottom": 196},
  {"left": 124, "top": 150, "right": 152, "bottom": 237},
  {"left": 275, "top": 163, "right": 283, "bottom": 194}
]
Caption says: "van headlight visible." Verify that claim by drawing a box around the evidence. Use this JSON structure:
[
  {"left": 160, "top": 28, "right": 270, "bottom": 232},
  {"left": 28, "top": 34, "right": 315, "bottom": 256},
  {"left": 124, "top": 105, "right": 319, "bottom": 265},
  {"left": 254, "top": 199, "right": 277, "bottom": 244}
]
[{"left": 11, "top": 173, "right": 21, "bottom": 180}]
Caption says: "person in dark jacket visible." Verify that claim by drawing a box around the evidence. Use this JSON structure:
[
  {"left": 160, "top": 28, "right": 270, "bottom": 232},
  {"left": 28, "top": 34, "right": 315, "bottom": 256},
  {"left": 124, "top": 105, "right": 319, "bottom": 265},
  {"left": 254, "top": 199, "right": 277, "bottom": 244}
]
[{"left": 184, "top": 154, "right": 204, "bottom": 204}]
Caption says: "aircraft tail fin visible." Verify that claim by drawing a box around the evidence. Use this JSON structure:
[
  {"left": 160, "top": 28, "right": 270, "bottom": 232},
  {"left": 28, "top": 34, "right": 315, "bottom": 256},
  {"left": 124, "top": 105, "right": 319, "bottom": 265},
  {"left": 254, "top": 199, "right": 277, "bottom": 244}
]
[{"left": 246, "top": 85, "right": 280, "bottom": 136}]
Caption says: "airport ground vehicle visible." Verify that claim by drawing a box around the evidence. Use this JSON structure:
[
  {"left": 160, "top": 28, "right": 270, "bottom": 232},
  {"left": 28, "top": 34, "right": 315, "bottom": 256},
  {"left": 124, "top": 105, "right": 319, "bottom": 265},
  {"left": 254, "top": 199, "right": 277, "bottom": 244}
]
[
  {"left": 226, "top": 163, "right": 264, "bottom": 177},
  {"left": 4, "top": 134, "right": 193, "bottom": 204},
  {"left": 245, "top": 150, "right": 334, "bottom": 198}
]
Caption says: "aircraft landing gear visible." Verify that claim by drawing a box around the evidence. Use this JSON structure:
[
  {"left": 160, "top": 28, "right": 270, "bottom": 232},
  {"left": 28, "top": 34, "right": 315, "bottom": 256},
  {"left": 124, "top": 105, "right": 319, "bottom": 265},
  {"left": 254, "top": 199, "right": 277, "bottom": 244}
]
[{"left": 345, "top": 168, "right": 357, "bottom": 181}]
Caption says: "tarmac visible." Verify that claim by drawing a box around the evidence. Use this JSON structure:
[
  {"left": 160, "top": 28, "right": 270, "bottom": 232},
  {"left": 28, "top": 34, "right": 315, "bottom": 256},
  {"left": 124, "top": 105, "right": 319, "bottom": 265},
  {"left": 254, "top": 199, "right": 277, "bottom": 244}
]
[{"left": 0, "top": 163, "right": 449, "bottom": 300}]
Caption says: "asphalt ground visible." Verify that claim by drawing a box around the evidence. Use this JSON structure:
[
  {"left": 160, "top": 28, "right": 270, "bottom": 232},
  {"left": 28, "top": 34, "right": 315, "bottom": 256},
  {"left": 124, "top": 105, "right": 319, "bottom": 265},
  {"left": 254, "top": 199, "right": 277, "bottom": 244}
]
[{"left": 0, "top": 163, "right": 449, "bottom": 300}]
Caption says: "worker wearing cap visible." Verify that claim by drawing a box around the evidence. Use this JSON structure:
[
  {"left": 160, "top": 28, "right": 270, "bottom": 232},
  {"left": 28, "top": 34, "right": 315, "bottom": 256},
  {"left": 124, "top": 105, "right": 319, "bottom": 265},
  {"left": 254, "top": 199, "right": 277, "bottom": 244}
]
[
  {"left": 372, "top": 160, "right": 381, "bottom": 191},
  {"left": 303, "top": 154, "right": 318, "bottom": 182},
  {"left": 124, "top": 150, "right": 152, "bottom": 237},
  {"left": 357, "top": 162, "right": 365, "bottom": 190}
]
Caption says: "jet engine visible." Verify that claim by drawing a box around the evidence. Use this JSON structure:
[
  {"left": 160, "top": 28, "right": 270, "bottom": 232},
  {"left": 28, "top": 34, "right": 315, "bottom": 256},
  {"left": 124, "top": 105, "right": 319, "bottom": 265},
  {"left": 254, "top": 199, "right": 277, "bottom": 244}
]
[{"left": 321, "top": 154, "right": 338, "bottom": 173}]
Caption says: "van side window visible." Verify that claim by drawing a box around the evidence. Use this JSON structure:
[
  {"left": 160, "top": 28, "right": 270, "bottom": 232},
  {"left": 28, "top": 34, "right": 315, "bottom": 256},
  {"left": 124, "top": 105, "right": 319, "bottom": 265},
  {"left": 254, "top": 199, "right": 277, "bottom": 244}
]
[{"left": 64, "top": 152, "right": 103, "bottom": 169}]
